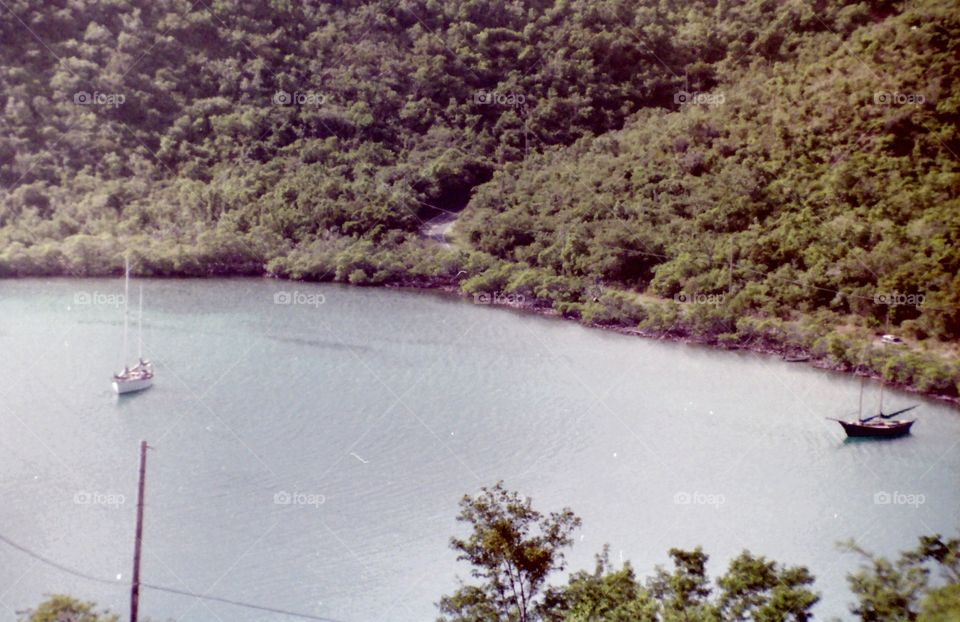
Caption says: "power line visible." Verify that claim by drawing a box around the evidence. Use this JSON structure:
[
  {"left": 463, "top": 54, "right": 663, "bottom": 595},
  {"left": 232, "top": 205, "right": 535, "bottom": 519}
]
[
  {"left": 0, "top": 533, "right": 119, "bottom": 588},
  {"left": 0, "top": 533, "right": 350, "bottom": 622},
  {"left": 140, "top": 583, "right": 348, "bottom": 622}
]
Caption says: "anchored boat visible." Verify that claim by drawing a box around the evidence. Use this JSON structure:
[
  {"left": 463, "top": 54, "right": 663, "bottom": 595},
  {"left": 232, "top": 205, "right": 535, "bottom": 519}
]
[
  {"left": 829, "top": 375, "right": 916, "bottom": 439},
  {"left": 835, "top": 417, "right": 915, "bottom": 438},
  {"left": 113, "top": 257, "right": 153, "bottom": 395}
]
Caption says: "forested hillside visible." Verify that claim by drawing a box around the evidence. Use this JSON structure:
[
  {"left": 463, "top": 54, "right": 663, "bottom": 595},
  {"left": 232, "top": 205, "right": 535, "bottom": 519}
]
[
  {"left": 0, "top": 0, "right": 698, "bottom": 274},
  {"left": 1, "top": 0, "right": 958, "bottom": 396}
]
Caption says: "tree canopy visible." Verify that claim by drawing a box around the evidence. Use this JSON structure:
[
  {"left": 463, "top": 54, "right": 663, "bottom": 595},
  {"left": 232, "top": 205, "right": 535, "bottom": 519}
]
[
  {"left": 1, "top": 0, "right": 958, "bottom": 396},
  {"left": 438, "top": 484, "right": 958, "bottom": 621}
]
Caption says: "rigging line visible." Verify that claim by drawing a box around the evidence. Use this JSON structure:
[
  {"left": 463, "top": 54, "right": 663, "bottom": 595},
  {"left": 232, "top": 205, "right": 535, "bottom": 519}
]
[{"left": 0, "top": 533, "right": 350, "bottom": 622}]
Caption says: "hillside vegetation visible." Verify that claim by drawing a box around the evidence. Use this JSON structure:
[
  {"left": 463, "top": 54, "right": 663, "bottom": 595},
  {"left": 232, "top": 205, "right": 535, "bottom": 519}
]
[{"left": 1, "top": 0, "right": 958, "bottom": 396}]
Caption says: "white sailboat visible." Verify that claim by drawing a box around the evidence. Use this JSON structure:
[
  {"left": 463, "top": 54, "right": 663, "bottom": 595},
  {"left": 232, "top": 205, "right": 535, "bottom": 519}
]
[{"left": 113, "top": 258, "right": 153, "bottom": 395}]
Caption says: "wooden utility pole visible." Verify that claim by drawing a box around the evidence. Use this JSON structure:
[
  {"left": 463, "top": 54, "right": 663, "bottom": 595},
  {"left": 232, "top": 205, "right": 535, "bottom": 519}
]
[{"left": 130, "top": 440, "right": 149, "bottom": 622}]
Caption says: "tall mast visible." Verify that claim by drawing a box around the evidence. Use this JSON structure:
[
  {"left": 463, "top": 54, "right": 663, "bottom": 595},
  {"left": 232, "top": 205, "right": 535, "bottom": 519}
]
[
  {"left": 137, "top": 283, "right": 143, "bottom": 361},
  {"left": 122, "top": 255, "right": 130, "bottom": 366},
  {"left": 878, "top": 377, "right": 885, "bottom": 415},
  {"left": 858, "top": 375, "right": 864, "bottom": 420}
]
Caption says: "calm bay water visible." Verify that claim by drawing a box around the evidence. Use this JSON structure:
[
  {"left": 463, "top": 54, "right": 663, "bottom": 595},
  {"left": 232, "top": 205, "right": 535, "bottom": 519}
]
[{"left": 0, "top": 278, "right": 958, "bottom": 621}]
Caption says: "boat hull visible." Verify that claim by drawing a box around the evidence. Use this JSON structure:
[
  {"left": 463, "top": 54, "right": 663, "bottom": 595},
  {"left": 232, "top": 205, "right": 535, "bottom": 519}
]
[
  {"left": 838, "top": 420, "right": 913, "bottom": 438},
  {"left": 113, "top": 376, "right": 153, "bottom": 394}
]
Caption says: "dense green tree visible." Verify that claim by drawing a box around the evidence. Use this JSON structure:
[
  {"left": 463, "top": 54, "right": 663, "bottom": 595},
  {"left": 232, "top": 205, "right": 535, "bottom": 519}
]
[
  {"left": 17, "top": 595, "right": 119, "bottom": 622},
  {"left": 541, "top": 547, "right": 659, "bottom": 622},
  {"left": 843, "top": 532, "right": 960, "bottom": 621},
  {"left": 648, "top": 548, "right": 718, "bottom": 621},
  {"left": 918, "top": 583, "right": 960, "bottom": 621},
  {"left": 438, "top": 482, "right": 582, "bottom": 622},
  {"left": 715, "top": 552, "right": 818, "bottom": 622},
  {"left": 441, "top": 487, "right": 820, "bottom": 622}
]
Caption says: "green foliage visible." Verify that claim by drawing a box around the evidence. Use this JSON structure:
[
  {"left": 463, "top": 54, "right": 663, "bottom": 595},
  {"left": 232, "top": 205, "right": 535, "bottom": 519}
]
[
  {"left": 453, "top": 0, "right": 960, "bottom": 393},
  {"left": 1, "top": 0, "right": 957, "bottom": 396},
  {"left": 715, "top": 552, "right": 818, "bottom": 622},
  {"left": 541, "top": 547, "right": 659, "bottom": 622},
  {"left": 440, "top": 486, "right": 821, "bottom": 622},
  {"left": 842, "top": 532, "right": 960, "bottom": 621},
  {"left": 919, "top": 583, "right": 960, "bottom": 622},
  {"left": 1, "top": 0, "right": 694, "bottom": 275},
  {"left": 439, "top": 482, "right": 582, "bottom": 622},
  {"left": 648, "top": 548, "right": 719, "bottom": 622},
  {"left": 20, "top": 518, "right": 957, "bottom": 622},
  {"left": 580, "top": 291, "right": 647, "bottom": 327},
  {"left": 17, "top": 595, "right": 119, "bottom": 622},
  {"left": 461, "top": 262, "right": 520, "bottom": 297}
]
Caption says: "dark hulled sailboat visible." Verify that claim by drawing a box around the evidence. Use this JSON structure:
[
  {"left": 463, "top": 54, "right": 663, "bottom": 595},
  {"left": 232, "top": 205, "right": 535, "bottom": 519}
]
[
  {"left": 836, "top": 416, "right": 915, "bottom": 438},
  {"left": 830, "top": 376, "right": 917, "bottom": 439}
]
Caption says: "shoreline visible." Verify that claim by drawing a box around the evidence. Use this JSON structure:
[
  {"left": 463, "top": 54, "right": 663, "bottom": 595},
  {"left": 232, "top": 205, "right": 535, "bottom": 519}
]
[
  {"left": 4, "top": 271, "right": 958, "bottom": 407},
  {"left": 383, "top": 279, "right": 960, "bottom": 408}
]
